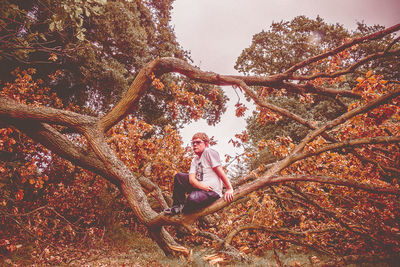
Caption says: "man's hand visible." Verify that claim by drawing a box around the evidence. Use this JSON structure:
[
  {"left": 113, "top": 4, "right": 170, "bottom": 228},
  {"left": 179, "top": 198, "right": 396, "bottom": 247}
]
[
  {"left": 189, "top": 173, "right": 212, "bottom": 191},
  {"left": 213, "top": 165, "right": 234, "bottom": 202},
  {"left": 224, "top": 188, "right": 234, "bottom": 202},
  {"left": 200, "top": 184, "right": 213, "bottom": 191}
]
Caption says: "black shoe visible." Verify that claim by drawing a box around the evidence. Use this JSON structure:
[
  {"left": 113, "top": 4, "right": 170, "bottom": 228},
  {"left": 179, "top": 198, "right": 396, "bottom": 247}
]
[{"left": 163, "top": 204, "right": 184, "bottom": 215}]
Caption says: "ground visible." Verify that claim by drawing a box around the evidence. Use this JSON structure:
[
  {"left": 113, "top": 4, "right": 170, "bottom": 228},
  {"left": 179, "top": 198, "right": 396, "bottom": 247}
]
[{"left": 2, "top": 227, "right": 391, "bottom": 266}]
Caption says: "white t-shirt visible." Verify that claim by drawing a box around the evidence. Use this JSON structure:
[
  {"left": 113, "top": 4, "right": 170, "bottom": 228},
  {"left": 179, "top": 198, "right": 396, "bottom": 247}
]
[{"left": 189, "top": 147, "right": 223, "bottom": 197}]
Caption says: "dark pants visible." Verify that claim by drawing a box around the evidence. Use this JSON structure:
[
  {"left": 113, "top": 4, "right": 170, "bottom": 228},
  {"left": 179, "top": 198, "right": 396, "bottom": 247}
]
[{"left": 172, "top": 173, "right": 220, "bottom": 213}]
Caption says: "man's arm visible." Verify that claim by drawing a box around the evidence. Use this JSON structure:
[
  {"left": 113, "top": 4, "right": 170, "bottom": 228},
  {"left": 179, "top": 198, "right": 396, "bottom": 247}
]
[
  {"left": 213, "top": 166, "right": 234, "bottom": 202},
  {"left": 189, "top": 173, "right": 212, "bottom": 191}
]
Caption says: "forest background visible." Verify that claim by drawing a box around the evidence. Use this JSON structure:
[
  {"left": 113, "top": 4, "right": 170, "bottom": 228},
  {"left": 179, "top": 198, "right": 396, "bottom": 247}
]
[{"left": 0, "top": 0, "right": 399, "bottom": 266}]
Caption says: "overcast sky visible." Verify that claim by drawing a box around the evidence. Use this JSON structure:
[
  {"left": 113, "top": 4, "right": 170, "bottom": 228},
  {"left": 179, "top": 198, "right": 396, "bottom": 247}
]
[{"left": 171, "top": 0, "right": 400, "bottom": 162}]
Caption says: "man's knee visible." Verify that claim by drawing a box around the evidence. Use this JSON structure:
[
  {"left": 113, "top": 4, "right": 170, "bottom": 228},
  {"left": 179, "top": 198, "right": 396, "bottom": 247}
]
[
  {"left": 184, "top": 190, "right": 219, "bottom": 213},
  {"left": 187, "top": 190, "right": 219, "bottom": 205},
  {"left": 187, "top": 190, "right": 208, "bottom": 204}
]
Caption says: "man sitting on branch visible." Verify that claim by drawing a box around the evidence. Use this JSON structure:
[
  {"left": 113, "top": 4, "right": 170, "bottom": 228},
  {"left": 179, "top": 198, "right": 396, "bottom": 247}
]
[{"left": 164, "top": 132, "right": 234, "bottom": 214}]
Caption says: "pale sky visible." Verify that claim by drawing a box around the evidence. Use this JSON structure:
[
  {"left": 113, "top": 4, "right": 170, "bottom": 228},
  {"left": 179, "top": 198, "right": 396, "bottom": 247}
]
[{"left": 171, "top": 0, "right": 400, "bottom": 164}]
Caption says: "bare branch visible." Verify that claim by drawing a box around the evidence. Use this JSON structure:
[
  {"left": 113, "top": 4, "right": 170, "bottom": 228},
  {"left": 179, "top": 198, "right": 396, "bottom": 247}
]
[
  {"left": 155, "top": 57, "right": 360, "bottom": 98},
  {"left": 283, "top": 23, "right": 400, "bottom": 75},
  {"left": 293, "top": 49, "right": 400, "bottom": 81}
]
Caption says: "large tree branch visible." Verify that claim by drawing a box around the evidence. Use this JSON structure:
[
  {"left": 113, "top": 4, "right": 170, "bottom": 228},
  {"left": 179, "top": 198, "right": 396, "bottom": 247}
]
[
  {"left": 148, "top": 173, "right": 399, "bottom": 229},
  {"left": 219, "top": 88, "right": 400, "bottom": 218},
  {"left": 155, "top": 58, "right": 361, "bottom": 98},
  {"left": 0, "top": 96, "right": 97, "bottom": 130},
  {"left": 99, "top": 59, "right": 160, "bottom": 132},
  {"left": 7, "top": 120, "right": 121, "bottom": 186},
  {"left": 1, "top": 102, "right": 177, "bottom": 250},
  {"left": 282, "top": 82, "right": 362, "bottom": 98},
  {"left": 97, "top": 56, "right": 362, "bottom": 132}
]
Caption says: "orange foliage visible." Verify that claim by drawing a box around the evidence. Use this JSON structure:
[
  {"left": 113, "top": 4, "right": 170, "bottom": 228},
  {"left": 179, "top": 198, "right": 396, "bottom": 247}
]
[
  {"left": 218, "top": 61, "right": 400, "bottom": 258},
  {"left": 234, "top": 102, "right": 248, "bottom": 117},
  {"left": 107, "top": 117, "right": 191, "bottom": 191},
  {"left": 152, "top": 75, "right": 214, "bottom": 122}
]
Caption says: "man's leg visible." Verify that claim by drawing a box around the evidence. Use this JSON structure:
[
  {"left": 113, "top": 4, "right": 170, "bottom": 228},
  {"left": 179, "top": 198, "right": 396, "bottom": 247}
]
[
  {"left": 164, "top": 173, "right": 194, "bottom": 215},
  {"left": 183, "top": 190, "right": 220, "bottom": 213},
  {"left": 172, "top": 173, "right": 193, "bottom": 206}
]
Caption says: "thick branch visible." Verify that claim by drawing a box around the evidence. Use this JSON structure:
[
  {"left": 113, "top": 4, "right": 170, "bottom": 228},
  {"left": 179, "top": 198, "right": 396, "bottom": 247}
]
[
  {"left": 99, "top": 59, "right": 160, "bottom": 132},
  {"left": 0, "top": 96, "right": 97, "bottom": 130},
  {"left": 249, "top": 174, "right": 400, "bottom": 196},
  {"left": 148, "top": 173, "right": 399, "bottom": 229},
  {"left": 138, "top": 176, "right": 169, "bottom": 210},
  {"left": 155, "top": 58, "right": 360, "bottom": 98},
  {"left": 9, "top": 120, "right": 120, "bottom": 185},
  {"left": 282, "top": 82, "right": 362, "bottom": 98},
  {"left": 96, "top": 50, "right": 367, "bottom": 132}
]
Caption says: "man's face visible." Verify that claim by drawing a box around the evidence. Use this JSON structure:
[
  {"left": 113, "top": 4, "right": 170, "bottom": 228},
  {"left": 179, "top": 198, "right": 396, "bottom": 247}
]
[{"left": 191, "top": 138, "right": 207, "bottom": 155}]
